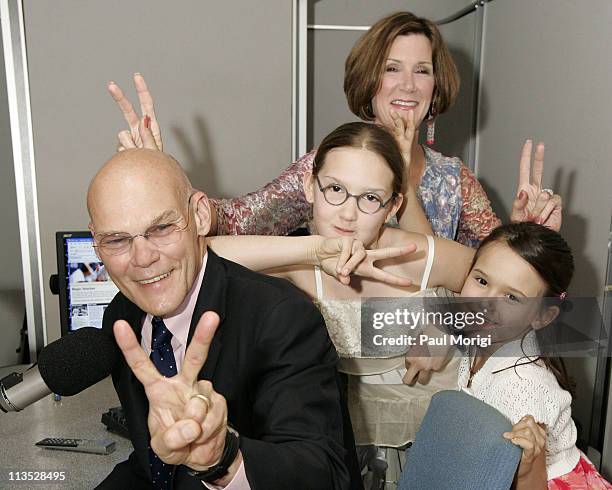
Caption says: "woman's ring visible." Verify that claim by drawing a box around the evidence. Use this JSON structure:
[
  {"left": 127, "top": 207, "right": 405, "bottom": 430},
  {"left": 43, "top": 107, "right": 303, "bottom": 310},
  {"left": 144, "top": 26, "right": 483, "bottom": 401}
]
[{"left": 542, "top": 188, "right": 554, "bottom": 196}]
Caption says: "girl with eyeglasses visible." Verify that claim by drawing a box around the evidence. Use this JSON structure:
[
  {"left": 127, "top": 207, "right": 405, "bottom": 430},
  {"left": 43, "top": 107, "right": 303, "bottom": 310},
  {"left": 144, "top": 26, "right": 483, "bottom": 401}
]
[{"left": 204, "top": 120, "right": 479, "bottom": 486}]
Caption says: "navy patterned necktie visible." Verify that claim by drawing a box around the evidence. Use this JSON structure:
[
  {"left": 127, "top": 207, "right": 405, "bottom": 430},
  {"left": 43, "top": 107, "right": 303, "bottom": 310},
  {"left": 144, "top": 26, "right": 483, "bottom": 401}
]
[{"left": 148, "top": 316, "right": 177, "bottom": 489}]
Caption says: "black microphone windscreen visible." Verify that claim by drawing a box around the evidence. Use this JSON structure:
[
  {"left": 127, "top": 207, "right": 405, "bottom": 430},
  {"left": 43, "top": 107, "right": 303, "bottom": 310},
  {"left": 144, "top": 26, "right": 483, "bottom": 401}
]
[{"left": 38, "top": 327, "right": 120, "bottom": 396}]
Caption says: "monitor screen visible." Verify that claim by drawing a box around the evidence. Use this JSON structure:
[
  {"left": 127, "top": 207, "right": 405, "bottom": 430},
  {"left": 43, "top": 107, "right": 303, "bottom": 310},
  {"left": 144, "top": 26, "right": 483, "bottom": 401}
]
[{"left": 56, "top": 231, "right": 119, "bottom": 335}]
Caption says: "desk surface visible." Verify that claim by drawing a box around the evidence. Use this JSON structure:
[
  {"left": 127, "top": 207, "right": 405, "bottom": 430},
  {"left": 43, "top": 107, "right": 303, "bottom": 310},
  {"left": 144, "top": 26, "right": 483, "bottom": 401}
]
[{"left": 0, "top": 367, "right": 132, "bottom": 489}]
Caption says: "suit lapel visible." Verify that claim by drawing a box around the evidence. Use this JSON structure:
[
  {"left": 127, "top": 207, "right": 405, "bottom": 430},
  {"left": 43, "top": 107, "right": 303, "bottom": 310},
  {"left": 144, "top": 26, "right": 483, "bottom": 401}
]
[
  {"left": 122, "top": 296, "right": 145, "bottom": 343},
  {"left": 119, "top": 297, "right": 153, "bottom": 476},
  {"left": 188, "top": 249, "right": 227, "bottom": 381}
]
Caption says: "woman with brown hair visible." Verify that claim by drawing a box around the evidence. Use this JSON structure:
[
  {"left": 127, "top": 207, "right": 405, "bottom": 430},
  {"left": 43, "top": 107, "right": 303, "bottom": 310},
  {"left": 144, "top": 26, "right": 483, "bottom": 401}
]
[{"left": 109, "top": 11, "right": 561, "bottom": 246}]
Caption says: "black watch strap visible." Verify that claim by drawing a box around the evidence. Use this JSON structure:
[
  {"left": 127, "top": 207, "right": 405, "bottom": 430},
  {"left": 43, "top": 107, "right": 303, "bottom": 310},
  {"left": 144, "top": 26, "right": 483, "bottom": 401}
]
[{"left": 187, "top": 427, "right": 240, "bottom": 483}]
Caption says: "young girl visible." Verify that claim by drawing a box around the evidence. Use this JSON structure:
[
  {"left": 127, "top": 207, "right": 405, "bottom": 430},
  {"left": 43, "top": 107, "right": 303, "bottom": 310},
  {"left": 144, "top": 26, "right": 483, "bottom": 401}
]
[
  {"left": 458, "top": 222, "right": 611, "bottom": 489},
  {"left": 205, "top": 121, "right": 565, "bottom": 487},
  {"left": 208, "top": 121, "right": 474, "bottom": 453}
]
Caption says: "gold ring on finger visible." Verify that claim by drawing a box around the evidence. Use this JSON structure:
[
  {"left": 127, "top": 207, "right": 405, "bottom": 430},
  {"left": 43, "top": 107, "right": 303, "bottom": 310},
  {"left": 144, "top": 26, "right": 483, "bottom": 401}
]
[{"left": 190, "top": 393, "right": 211, "bottom": 410}]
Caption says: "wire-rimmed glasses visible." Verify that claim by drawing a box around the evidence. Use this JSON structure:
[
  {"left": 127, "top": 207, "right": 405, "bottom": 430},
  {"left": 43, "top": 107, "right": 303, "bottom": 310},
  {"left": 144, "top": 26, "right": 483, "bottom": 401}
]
[
  {"left": 92, "top": 194, "right": 194, "bottom": 256},
  {"left": 316, "top": 176, "right": 396, "bottom": 214}
]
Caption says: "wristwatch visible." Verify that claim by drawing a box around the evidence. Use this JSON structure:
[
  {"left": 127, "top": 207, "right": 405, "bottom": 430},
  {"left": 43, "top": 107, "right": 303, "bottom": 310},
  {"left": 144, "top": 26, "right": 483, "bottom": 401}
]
[{"left": 187, "top": 426, "right": 240, "bottom": 483}]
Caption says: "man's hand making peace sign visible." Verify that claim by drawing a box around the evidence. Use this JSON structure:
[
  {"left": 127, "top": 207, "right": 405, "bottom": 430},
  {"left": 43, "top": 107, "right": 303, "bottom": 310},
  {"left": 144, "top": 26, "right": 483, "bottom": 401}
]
[{"left": 113, "top": 311, "right": 241, "bottom": 481}]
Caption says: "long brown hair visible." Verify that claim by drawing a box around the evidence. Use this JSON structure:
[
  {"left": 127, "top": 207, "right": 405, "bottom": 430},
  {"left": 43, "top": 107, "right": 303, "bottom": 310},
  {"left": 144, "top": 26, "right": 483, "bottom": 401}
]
[{"left": 476, "top": 222, "right": 575, "bottom": 395}]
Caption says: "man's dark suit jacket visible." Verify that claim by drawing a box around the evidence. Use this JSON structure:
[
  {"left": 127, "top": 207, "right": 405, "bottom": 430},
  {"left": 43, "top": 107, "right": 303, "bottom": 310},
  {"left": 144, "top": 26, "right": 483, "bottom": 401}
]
[{"left": 96, "top": 249, "right": 361, "bottom": 489}]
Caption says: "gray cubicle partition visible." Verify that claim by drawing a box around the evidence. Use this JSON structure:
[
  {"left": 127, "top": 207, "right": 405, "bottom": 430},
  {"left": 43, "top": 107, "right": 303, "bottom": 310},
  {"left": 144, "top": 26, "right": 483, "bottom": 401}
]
[
  {"left": 1, "top": 0, "right": 45, "bottom": 362},
  {"left": 0, "top": 9, "right": 25, "bottom": 367}
]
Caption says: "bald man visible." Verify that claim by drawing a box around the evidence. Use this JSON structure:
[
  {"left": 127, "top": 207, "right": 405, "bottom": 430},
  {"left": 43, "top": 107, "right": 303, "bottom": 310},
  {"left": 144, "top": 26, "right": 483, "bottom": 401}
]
[{"left": 89, "top": 149, "right": 357, "bottom": 489}]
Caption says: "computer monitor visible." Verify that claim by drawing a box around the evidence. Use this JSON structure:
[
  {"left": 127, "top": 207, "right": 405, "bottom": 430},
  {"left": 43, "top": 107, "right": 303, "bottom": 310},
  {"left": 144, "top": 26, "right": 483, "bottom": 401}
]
[{"left": 56, "top": 231, "right": 119, "bottom": 335}]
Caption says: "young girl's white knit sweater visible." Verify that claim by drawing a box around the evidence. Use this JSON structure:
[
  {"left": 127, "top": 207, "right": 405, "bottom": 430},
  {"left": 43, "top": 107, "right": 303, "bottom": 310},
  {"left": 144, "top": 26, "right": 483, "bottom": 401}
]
[{"left": 457, "top": 331, "right": 580, "bottom": 480}]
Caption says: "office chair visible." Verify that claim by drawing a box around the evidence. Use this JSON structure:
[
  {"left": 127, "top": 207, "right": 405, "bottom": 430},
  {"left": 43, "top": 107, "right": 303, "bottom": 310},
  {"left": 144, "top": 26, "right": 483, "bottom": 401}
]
[{"left": 397, "top": 390, "right": 521, "bottom": 490}]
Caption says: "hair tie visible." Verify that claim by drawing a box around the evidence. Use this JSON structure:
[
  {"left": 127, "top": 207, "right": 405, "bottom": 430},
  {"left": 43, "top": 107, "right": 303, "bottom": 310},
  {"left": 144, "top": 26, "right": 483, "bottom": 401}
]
[{"left": 559, "top": 291, "right": 567, "bottom": 300}]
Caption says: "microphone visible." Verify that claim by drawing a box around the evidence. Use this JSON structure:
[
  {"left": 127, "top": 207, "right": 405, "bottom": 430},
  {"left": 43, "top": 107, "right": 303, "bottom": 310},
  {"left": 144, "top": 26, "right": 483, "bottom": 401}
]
[{"left": 0, "top": 327, "right": 119, "bottom": 413}]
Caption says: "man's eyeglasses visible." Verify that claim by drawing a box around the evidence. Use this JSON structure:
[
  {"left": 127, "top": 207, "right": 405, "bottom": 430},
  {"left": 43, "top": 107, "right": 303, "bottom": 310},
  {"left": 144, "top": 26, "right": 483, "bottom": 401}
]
[
  {"left": 93, "top": 194, "right": 194, "bottom": 256},
  {"left": 316, "top": 176, "right": 396, "bottom": 214}
]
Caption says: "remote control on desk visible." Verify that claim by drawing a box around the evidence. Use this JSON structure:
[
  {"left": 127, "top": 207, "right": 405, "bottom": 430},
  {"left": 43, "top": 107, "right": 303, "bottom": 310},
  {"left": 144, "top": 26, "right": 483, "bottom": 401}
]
[{"left": 35, "top": 438, "right": 115, "bottom": 455}]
